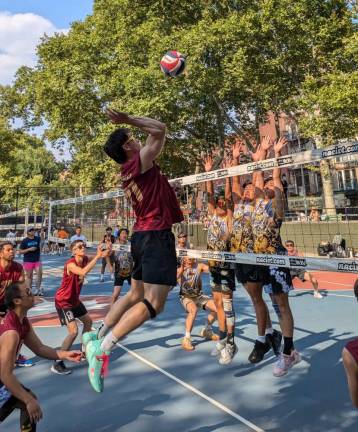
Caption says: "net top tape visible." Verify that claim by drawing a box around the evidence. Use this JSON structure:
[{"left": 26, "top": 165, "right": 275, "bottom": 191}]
[
  {"left": 49, "top": 141, "right": 358, "bottom": 205},
  {"left": 48, "top": 236, "right": 358, "bottom": 274}
]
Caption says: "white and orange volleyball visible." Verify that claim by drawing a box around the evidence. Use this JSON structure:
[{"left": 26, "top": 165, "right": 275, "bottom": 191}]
[{"left": 160, "top": 51, "right": 186, "bottom": 77}]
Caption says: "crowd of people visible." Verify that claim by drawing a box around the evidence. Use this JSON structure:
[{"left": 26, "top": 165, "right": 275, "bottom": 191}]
[{"left": 0, "top": 110, "right": 356, "bottom": 431}]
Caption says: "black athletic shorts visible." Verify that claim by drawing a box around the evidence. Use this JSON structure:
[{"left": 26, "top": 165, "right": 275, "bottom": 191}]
[
  {"left": 235, "top": 264, "right": 268, "bottom": 284},
  {"left": 56, "top": 301, "right": 88, "bottom": 326},
  {"left": 114, "top": 275, "right": 131, "bottom": 287},
  {"left": 210, "top": 267, "right": 236, "bottom": 293},
  {"left": 131, "top": 229, "right": 177, "bottom": 286}
]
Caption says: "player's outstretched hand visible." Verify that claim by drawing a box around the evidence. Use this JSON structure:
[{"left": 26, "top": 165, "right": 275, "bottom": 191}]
[
  {"left": 106, "top": 108, "right": 130, "bottom": 124},
  {"left": 58, "top": 350, "right": 83, "bottom": 363},
  {"left": 203, "top": 154, "right": 213, "bottom": 172},
  {"left": 26, "top": 399, "right": 43, "bottom": 424},
  {"left": 274, "top": 136, "right": 288, "bottom": 154}
]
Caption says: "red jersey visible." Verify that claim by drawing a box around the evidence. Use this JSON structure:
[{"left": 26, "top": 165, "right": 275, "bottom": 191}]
[
  {"left": 0, "top": 310, "right": 30, "bottom": 356},
  {"left": 55, "top": 256, "right": 89, "bottom": 309},
  {"left": 0, "top": 261, "right": 23, "bottom": 306},
  {"left": 121, "top": 152, "right": 183, "bottom": 231}
]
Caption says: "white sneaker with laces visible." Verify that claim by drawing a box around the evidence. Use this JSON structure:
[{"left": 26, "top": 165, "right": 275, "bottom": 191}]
[
  {"left": 273, "top": 350, "right": 301, "bottom": 377},
  {"left": 219, "top": 343, "right": 238, "bottom": 365},
  {"left": 314, "top": 291, "right": 323, "bottom": 299},
  {"left": 210, "top": 341, "right": 226, "bottom": 357}
]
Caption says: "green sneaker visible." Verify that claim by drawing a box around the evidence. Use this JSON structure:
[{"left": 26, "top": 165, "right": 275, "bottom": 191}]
[
  {"left": 82, "top": 330, "right": 98, "bottom": 348},
  {"left": 86, "top": 339, "right": 110, "bottom": 393}
]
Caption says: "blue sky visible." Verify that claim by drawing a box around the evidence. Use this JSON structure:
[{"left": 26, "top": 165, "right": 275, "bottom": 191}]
[
  {"left": 0, "top": 1, "right": 94, "bottom": 160},
  {"left": 0, "top": 0, "right": 93, "bottom": 28}
]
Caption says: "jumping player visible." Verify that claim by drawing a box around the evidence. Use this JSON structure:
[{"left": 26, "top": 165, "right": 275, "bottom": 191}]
[
  {"left": 83, "top": 110, "right": 183, "bottom": 392},
  {"left": 52, "top": 241, "right": 109, "bottom": 375},
  {"left": 0, "top": 281, "right": 82, "bottom": 431},
  {"left": 203, "top": 154, "right": 237, "bottom": 365}
]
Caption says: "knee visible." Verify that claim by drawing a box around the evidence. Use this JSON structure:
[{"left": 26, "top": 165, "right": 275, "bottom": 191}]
[
  {"left": 128, "top": 288, "right": 143, "bottom": 303},
  {"left": 250, "top": 294, "right": 263, "bottom": 306},
  {"left": 187, "top": 308, "right": 197, "bottom": 318}
]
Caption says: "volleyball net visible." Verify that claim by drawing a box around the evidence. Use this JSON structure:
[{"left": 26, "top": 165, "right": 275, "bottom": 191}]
[{"left": 47, "top": 140, "right": 358, "bottom": 273}]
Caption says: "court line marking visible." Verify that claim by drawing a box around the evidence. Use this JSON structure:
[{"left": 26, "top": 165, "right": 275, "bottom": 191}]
[
  {"left": 117, "top": 342, "right": 265, "bottom": 432},
  {"left": 324, "top": 293, "right": 355, "bottom": 298}
]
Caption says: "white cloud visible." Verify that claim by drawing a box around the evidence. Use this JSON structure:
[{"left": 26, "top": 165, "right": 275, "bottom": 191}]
[{"left": 0, "top": 12, "right": 67, "bottom": 85}]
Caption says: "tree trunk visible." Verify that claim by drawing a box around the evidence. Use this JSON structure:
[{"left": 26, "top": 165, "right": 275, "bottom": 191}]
[{"left": 315, "top": 137, "right": 336, "bottom": 216}]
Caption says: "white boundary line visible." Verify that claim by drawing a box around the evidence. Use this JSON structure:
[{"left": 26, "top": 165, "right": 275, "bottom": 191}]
[{"left": 117, "top": 342, "right": 265, "bottom": 432}]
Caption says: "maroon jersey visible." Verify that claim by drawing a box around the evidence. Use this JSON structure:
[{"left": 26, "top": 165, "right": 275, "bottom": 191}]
[
  {"left": 121, "top": 152, "right": 183, "bottom": 231},
  {"left": 55, "top": 256, "right": 89, "bottom": 309},
  {"left": 346, "top": 339, "right": 358, "bottom": 364},
  {"left": 0, "top": 261, "right": 23, "bottom": 306},
  {"left": 0, "top": 310, "right": 30, "bottom": 356}
]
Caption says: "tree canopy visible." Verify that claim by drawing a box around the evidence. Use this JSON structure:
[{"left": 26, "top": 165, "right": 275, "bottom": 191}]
[{"left": 1, "top": 0, "right": 356, "bottom": 191}]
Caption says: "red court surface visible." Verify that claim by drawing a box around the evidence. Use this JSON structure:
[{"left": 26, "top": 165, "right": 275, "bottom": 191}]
[{"left": 293, "top": 271, "right": 356, "bottom": 291}]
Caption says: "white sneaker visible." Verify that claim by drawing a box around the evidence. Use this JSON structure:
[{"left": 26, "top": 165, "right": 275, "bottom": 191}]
[
  {"left": 314, "top": 291, "right": 323, "bottom": 299},
  {"left": 219, "top": 343, "right": 238, "bottom": 365},
  {"left": 100, "top": 275, "right": 104, "bottom": 282},
  {"left": 110, "top": 274, "right": 114, "bottom": 281},
  {"left": 273, "top": 350, "right": 301, "bottom": 377},
  {"left": 210, "top": 341, "right": 226, "bottom": 357}
]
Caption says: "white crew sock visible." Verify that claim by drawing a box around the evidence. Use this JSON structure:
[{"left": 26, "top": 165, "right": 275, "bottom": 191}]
[
  {"left": 257, "top": 335, "right": 266, "bottom": 344},
  {"left": 185, "top": 331, "right": 191, "bottom": 339},
  {"left": 100, "top": 331, "right": 118, "bottom": 352},
  {"left": 265, "top": 327, "right": 274, "bottom": 335}
]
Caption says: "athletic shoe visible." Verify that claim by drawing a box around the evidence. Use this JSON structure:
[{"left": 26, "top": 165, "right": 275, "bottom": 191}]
[
  {"left": 273, "top": 350, "right": 301, "bottom": 377},
  {"left": 266, "top": 329, "right": 282, "bottom": 356},
  {"left": 248, "top": 340, "right": 271, "bottom": 364},
  {"left": 15, "top": 354, "right": 35, "bottom": 367},
  {"left": 100, "top": 275, "right": 104, "bottom": 282},
  {"left": 200, "top": 327, "right": 220, "bottom": 341},
  {"left": 219, "top": 342, "right": 238, "bottom": 365},
  {"left": 182, "top": 337, "right": 194, "bottom": 351},
  {"left": 210, "top": 340, "right": 226, "bottom": 357},
  {"left": 38, "top": 290, "right": 44, "bottom": 296},
  {"left": 314, "top": 291, "right": 323, "bottom": 299},
  {"left": 51, "top": 361, "right": 71, "bottom": 375},
  {"left": 86, "top": 339, "right": 110, "bottom": 393},
  {"left": 82, "top": 330, "right": 98, "bottom": 348}
]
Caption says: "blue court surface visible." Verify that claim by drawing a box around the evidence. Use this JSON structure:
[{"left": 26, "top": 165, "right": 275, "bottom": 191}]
[{"left": 4, "top": 253, "right": 358, "bottom": 432}]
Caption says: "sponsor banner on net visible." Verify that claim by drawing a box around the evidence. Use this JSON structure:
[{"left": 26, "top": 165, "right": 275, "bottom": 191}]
[{"left": 337, "top": 261, "right": 358, "bottom": 273}]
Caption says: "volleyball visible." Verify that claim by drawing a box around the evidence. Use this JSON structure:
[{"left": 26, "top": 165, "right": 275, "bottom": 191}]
[{"left": 160, "top": 50, "right": 186, "bottom": 77}]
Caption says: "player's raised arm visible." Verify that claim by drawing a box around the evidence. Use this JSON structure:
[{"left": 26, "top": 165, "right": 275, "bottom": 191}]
[{"left": 106, "top": 109, "right": 166, "bottom": 172}]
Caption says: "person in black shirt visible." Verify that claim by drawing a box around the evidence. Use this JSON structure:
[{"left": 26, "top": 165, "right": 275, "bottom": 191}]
[
  {"left": 100, "top": 227, "right": 116, "bottom": 282},
  {"left": 18, "top": 228, "right": 43, "bottom": 296}
]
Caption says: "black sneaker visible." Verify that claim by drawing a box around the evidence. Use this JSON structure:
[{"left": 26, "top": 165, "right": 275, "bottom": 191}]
[
  {"left": 266, "top": 329, "right": 282, "bottom": 356},
  {"left": 248, "top": 340, "right": 271, "bottom": 364},
  {"left": 51, "top": 361, "right": 71, "bottom": 375}
]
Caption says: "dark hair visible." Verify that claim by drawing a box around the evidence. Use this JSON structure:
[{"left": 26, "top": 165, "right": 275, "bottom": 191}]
[
  {"left": 106, "top": 227, "right": 112, "bottom": 231},
  {"left": 104, "top": 128, "right": 130, "bottom": 164},
  {"left": 242, "top": 181, "right": 252, "bottom": 189},
  {"left": 264, "top": 176, "right": 273, "bottom": 185},
  {"left": 75, "top": 226, "right": 82, "bottom": 230},
  {"left": 0, "top": 241, "right": 14, "bottom": 252},
  {"left": 285, "top": 240, "right": 295, "bottom": 246},
  {"left": 70, "top": 239, "right": 84, "bottom": 251},
  {"left": 119, "top": 228, "right": 129, "bottom": 236},
  {"left": 5, "top": 281, "right": 23, "bottom": 310}
]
